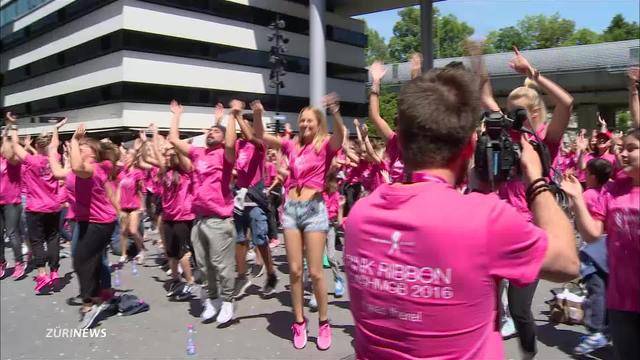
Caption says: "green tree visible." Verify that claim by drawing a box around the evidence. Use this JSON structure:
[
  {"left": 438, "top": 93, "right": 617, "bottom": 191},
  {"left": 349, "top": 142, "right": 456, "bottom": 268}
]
[
  {"left": 364, "top": 23, "right": 389, "bottom": 65},
  {"left": 601, "top": 14, "right": 640, "bottom": 42},
  {"left": 388, "top": 7, "right": 421, "bottom": 62},
  {"left": 616, "top": 111, "right": 632, "bottom": 133},
  {"left": 388, "top": 7, "right": 474, "bottom": 62},
  {"left": 518, "top": 13, "right": 576, "bottom": 49},
  {"left": 563, "top": 28, "right": 601, "bottom": 46},
  {"left": 484, "top": 26, "right": 531, "bottom": 53}
]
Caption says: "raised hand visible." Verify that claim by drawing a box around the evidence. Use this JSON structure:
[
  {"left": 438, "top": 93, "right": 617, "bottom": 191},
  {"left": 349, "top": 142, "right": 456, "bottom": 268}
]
[
  {"left": 628, "top": 66, "right": 640, "bottom": 82},
  {"left": 54, "top": 117, "right": 68, "bottom": 129},
  {"left": 410, "top": 52, "right": 423, "bottom": 78},
  {"left": 323, "top": 92, "right": 340, "bottom": 114},
  {"left": 509, "top": 47, "right": 535, "bottom": 78},
  {"left": 360, "top": 123, "right": 369, "bottom": 138},
  {"left": 561, "top": 174, "right": 583, "bottom": 199},
  {"left": 229, "top": 99, "right": 245, "bottom": 113},
  {"left": 353, "top": 118, "right": 360, "bottom": 128},
  {"left": 24, "top": 134, "right": 32, "bottom": 148},
  {"left": 369, "top": 61, "right": 387, "bottom": 83},
  {"left": 5, "top": 111, "right": 17, "bottom": 124},
  {"left": 73, "top": 124, "right": 86, "bottom": 140},
  {"left": 169, "top": 100, "right": 183, "bottom": 115},
  {"left": 576, "top": 133, "right": 589, "bottom": 152},
  {"left": 149, "top": 123, "right": 158, "bottom": 136},
  {"left": 250, "top": 100, "right": 264, "bottom": 112},
  {"left": 214, "top": 103, "right": 225, "bottom": 120}
]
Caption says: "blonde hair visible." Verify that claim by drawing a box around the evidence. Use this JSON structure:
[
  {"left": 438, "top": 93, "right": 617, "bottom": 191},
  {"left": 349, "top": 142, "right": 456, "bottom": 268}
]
[
  {"left": 507, "top": 78, "right": 548, "bottom": 131},
  {"left": 297, "top": 106, "right": 328, "bottom": 152}
]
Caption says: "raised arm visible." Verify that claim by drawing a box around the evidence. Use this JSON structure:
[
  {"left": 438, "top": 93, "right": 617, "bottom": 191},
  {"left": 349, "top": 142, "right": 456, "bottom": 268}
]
[
  {"left": 368, "top": 61, "right": 394, "bottom": 140},
  {"left": 70, "top": 124, "right": 95, "bottom": 178},
  {"left": 409, "top": 53, "right": 422, "bottom": 80},
  {"left": 466, "top": 41, "right": 501, "bottom": 112},
  {"left": 225, "top": 99, "right": 241, "bottom": 164},
  {"left": 167, "top": 100, "right": 191, "bottom": 156},
  {"left": 510, "top": 47, "right": 574, "bottom": 144},
  {"left": 251, "top": 100, "right": 282, "bottom": 149},
  {"left": 353, "top": 119, "right": 366, "bottom": 154},
  {"left": 561, "top": 175, "right": 604, "bottom": 243},
  {"left": 324, "top": 93, "right": 346, "bottom": 152},
  {"left": 361, "top": 124, "right": 382, "bottom": 164},
  {"left": 6, "top": 112, "right": 29, "bottom": 162},
  {"left": 214, "top": 102, "right": 224, "bottom": 127},
  {"left": 1, "top": 124, "right": 14, "bottom": 161},
  {"left": 237, "top": 110, "right": 257, "bottom": 144},
  {"left": 628, "top": 67, "right": 640, "bottom": 128},
  {"left": 48, "top": 118, "right": 71, "bottom": 179}
]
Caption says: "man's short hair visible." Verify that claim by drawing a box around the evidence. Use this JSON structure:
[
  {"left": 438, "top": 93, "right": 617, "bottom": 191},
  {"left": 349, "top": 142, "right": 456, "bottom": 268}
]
[
  {"left": 397, "top": 67, "right": 480, "bottom": 170},
  {"left": 586, "top": 158, "right": 613, "bottom": 186}
]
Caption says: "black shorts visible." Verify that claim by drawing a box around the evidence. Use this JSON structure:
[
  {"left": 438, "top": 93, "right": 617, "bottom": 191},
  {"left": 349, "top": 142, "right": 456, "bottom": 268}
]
[
  {"left": 144, "top": 193, "right": 162, "bottom": 217},
  {"left": 161, "top": 220, "right": 193, "bottom": 259}
]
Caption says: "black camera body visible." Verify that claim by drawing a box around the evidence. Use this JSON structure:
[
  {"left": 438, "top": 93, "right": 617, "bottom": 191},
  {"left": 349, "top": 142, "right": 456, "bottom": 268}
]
[{"left": 474, "top": 109, "right": 551, "bottom": 184}]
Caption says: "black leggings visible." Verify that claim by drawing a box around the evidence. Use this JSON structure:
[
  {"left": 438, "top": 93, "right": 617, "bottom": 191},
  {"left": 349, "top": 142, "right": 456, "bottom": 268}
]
[
  {"left": 343, "top": 183, "right": 362, "bottom": 217},
  {"left": 26, "top": 211, "right": 60, "bottom": 270},
  {"left": 508, "top": 280, "right": 539, "bottom": 355},
  {"left": 609, "top": 310, "right": 640, "bottom": 360},
  {"left": 73, "top": 222, "right": 116, "bottom": 303}
]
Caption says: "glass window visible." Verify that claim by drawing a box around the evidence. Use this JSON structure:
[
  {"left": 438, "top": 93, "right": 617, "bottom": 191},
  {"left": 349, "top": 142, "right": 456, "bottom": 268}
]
[{"left": 392, "top": 64, "right": 399, "bottom": 79}]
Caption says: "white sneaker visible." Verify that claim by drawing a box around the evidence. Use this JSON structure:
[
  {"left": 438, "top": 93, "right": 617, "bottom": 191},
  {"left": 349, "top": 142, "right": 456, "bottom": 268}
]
[
  {"left": 217, "top": 301, "right": 234, "bottom": 324},
  {"left": 245, "top": 249, "right": 256, "bottom": 262},
  {"left": 166, "top": 268, "right": 172, "bottom": 276},
  {"left": 308, "top": 294, "right": 318, "bottom": 311},
  {"left": 22, "top": 243, "right": 29, "bottom": 256},
  {"left": 201, "top": 298, "right": 222, "bottom": 321}
]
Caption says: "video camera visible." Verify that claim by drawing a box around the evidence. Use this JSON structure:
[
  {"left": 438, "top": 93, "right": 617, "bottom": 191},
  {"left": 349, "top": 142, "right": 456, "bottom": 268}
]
[{"left": 474, "top": 108, "right": 552, "bottom": 185}]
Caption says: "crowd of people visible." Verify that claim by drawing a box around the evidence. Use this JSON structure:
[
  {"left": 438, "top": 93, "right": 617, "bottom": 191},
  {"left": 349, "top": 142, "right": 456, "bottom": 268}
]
[{"left": 1, "top": 45, "right": 639, "bottom": 359}]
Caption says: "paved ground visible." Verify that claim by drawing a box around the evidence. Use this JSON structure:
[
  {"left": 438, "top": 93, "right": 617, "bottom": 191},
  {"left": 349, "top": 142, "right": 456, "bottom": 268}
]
[{"left": 1, "top": 233, "right": 615, "bottom": 360}]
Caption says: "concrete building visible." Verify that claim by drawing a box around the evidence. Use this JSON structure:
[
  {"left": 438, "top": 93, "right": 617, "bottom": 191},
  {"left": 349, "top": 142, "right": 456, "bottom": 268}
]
[
  {"left": 377, "top": 40, "right": 640, "bottom": 130},
  {"left": 1, "top": 0, "right": 376, "bottom": 138}
]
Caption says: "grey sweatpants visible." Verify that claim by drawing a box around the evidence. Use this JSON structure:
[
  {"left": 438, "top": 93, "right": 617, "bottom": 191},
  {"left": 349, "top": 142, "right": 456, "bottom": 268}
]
[{"left": 191, "top": 217, "right": 236, "bottom": 302}]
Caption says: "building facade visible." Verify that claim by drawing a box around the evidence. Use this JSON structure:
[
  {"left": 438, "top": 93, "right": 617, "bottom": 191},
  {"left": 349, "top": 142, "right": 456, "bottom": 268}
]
[{"left": 1, "top": 0, "right": 368, "bottom": 138}]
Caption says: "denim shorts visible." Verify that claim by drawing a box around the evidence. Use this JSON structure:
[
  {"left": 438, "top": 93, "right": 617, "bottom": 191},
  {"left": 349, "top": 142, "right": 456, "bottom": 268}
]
[
  {"left": 283, "top": 197, "right": 329, "bottom": 233},
  {"left": 234, "top": 206, "right": 268, "bottom": 246}
]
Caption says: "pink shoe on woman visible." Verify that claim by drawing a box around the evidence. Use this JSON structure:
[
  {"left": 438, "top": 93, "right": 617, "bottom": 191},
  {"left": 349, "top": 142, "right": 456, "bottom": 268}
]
[
  {"left": 317, "top": 321, "right": 332, "bottom": 350},
  {"left": 0, "top": 262, "right": 6, "bottom": 278},
  {"left": 291, "top": 319, "right": 308, "bottom": 349},
  {"left": 34, "top": 274, "right": 51, "bottom": 294},
  {"left": 12, "top": 262, "right": 26, "bottom": 279},
  {"left": 49, "top": 270, "right": 59, "bottom": 286}
]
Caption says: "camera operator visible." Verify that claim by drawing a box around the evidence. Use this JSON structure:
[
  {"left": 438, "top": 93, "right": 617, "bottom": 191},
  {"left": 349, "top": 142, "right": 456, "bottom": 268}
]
[
  {"left": 476, "top": 46, "right": 575, "bottom": 358},
  {"left": 344, "top": 66, "right": 578, "bottom": 360}
]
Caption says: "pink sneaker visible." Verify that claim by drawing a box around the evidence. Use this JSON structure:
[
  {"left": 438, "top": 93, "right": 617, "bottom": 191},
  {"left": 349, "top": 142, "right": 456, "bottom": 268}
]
[
  {"left": 291, "top": 319, "right": 308, "bottom": 349},
  {"left": 12, "top": 262, "right": 26, "bottom": 279},
  {"left": 49, "top": 270, "right": 59, "bottom": 286},
  {"left": 269, "top": 238, "right": 280, "bottom": 248},
  {"left": 0, "top": 262, "right": 6, "bottom": 278},
  {"left": 34, "top": 274, "right": 51, "bottom": 294},
  {"left": 317, "top": 322, "right": 332, "bottom": 350}
]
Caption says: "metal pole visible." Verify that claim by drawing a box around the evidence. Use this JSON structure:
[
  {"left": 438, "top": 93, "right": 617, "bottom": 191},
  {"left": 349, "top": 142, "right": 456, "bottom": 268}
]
[
  {"left": 275, "top": 15, "right": 281, "bottom": 132},
  {"left": 420, "top": 0, "right": 434, "bottom": 72},
  {"left": 309, "top": 0, "right": 326, "bottom": 109}
]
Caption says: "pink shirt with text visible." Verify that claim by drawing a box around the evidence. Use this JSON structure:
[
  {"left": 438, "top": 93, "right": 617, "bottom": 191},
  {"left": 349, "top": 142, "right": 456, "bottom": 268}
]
[
  {"left": 161, "top": 170, "right": 195, "bottom": 221},
  {"left": 235, "top": 140, "right": 265, "bottom": 188},
  {"left": 22, "top": 154, "right": 60, "bottom": 213},
  {"left": 74, "top": 161, "right": 118, "bottom": 223},
  {"left": 280, "top": 138, "right": 336, "bottom": 192},
  {"left": 345, "top": 182, "right": 547, "bottom": 360},
  {"left": 118, "top": 166, "right": 145, "bottom": 210},
  {"left": 590, "top": 177, "right": 640, "bottom": 313},
  {"left": 0, "top": 158, "right": 22, "bottom": 205},
  {"left": 189, "top": 146, "right": 234, "bottom": 218}
]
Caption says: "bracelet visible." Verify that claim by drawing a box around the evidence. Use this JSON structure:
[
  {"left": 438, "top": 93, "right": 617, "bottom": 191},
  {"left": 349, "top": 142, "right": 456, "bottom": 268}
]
[
  {"left": 370, "top": 90, "right": 380, "bottom": 96},
  {"left": 525, "top": 177, "right": 547, "bottom": 197},
  {"left": 526, "top": 183, "right": 549, "bottom": 202},
  {"left": 527, "top": 186, "right": 550, "bottom": 207}
]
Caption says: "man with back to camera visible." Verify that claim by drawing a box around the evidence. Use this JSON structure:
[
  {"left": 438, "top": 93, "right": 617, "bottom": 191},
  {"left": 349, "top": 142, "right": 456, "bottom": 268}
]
[{"left": 344, "top": 66, "right": 579, "bottom": 359}]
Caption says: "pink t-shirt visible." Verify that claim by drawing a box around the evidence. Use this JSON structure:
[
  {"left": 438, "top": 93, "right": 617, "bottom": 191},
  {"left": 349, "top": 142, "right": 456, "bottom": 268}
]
[
  {"left": 161, "top": 169, "right": 195, "bottom": 221},
  {"left": 21, "top": 154, "right": 60, "bottom": 213},
  {"left": 499, "top": 126, "right": 561, "bottom": 221},
  {"left": 344, "top": 181, "right": 548, "bottom": 360},
  {"left": 583, "top": 186, "right": 603, "bottom": 216},
  {"left": 553, "top": 151, "right": 577, "bottom": 176},
  {"left": 118, "top": 166, "right": 145, "bottom": 210},
  {"left": 74, "top": 161, "right": 118, "bottom": 223},
  {"left": 62, "top": 173, "right": 76, "bottom": 220},
  {"left": 346, "top": 160, "right": 368, "bottom": 185},
  {"left": 578, "top": 152, "right": 618, "bottom": 182},
  {"left": 264, "top": 162, "right": 277, "bottom": 187},
  {"left": 189, "top": 146, "right": 234, "bottom": 218},
  {"left": 590, "top": 177, "right": 640, "bottom": 313},
  {"left": 385, "top": 132, "right": 405, "bottom": 183},
  {"left": 280, "top": 138, "right": 337, "bottom": 192},
  {"left": 235, "top": 140, "right": 265, "bottom": 188},
  {"left": 323, "top": 191, "right": 340, "bottom": 220},
  {"left": 362, "top": 162, "right": 389, "bottom": 193},
  {"left": 0, "top": 158, "right": 22, "bottom": 205}
]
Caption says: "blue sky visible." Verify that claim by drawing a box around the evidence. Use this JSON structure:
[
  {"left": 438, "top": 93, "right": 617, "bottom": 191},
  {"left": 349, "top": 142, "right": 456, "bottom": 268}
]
[{"left": 358, "top": 0, "right": 640, "bottom": 41}]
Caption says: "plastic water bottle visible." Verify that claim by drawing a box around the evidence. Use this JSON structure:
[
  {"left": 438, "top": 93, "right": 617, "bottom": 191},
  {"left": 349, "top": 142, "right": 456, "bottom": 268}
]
[
  {"left": 132, "top": 262, "right": 139, "bottom": 276},
  {"left": 113, "top": 268, "right": 121, "bottom": 287},
  {"left": 186, "top": 324, "right": 196, "bottom": 355}
]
